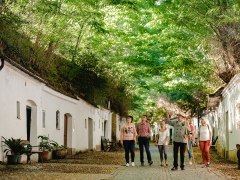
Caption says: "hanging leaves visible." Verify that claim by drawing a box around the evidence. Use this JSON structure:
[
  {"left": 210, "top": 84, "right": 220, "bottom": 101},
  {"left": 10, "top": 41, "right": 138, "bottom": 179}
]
[{"left": 1, "top": 0, "right": 238, "bottom": 118}]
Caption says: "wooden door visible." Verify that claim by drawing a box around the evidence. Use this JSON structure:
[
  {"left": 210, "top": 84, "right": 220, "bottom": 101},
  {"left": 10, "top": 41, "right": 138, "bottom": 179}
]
[{"left": 26, "top": 106, "right": 31, "bottom": 141}]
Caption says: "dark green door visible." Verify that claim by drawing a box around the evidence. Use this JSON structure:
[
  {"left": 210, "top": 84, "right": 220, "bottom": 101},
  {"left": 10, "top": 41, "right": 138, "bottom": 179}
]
[{"left": 26, "top": 106, "right": 31, "bottom": 141}]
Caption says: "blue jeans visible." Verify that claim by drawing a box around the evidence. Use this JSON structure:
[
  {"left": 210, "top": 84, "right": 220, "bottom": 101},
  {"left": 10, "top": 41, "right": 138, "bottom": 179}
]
[
  {"left": 138, "top": 136, "right": 152, "bottom": 163},
  {"left": 123, "top": 140, "right": 135, "bottom": 163},
  {"left": 188, "top": 140, "right": 193, "bottom": 159},
  {"left": 158, "top": 145, "right": 167, "bottom": 162}
]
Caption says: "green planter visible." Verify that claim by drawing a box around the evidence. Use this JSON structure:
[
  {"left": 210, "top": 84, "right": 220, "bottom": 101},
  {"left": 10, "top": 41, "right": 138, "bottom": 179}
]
[
  {"left": 52, "top": 149, "right": 67, "bottom": 159},
  {"left": 2, "top": 137, "right": 25, "bottom": 165},
  {"left": 50, "top": 141, "right": 67, "bottom": 159},
  {"left": 7, "top": 155, "right": 21, "bottom": 165}
]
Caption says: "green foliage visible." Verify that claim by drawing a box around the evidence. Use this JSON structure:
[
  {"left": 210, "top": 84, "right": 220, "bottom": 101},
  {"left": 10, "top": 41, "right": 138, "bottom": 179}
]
[
  {"left": 38, "top": 135, "right": 53, "bottom": 151},
  {"left": 2, "top": 137, "right": 25, "bottom": 155},
  {"left": 2, "top": 0, "right": 237, "bottom": 119},
  {"left": 50, "top": 141, "right": 67, "bottom": 150}
]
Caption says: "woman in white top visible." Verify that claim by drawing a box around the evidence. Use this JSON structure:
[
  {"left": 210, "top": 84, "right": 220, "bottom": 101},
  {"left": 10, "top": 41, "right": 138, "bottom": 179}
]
[
  {"left": 198, "top": 117, "right": 212, "bottom": 167},
  {"left": 155, "top": 120, "right": 169, "bottom": 166}
]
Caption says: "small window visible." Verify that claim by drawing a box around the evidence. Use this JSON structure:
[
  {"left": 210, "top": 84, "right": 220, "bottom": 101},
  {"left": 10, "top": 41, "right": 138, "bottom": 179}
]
[
  {"left": 42, "top": 110, "right": 46, "bottom": 128},
  {"left": 56, "top": 110, "right": 60, "bottom": 130},
  {"left": 17, "top": 101, "right": 20, "bottom": 119},
  {"left": 85, "top": 119, "right": 87, "bottom": 128}
]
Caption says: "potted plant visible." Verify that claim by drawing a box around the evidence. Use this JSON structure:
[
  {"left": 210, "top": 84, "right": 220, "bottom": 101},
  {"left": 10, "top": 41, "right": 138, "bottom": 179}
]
[
  {"left": 2, "top": 137, "right": 25, "bottom": 164},
  {"left": 51, "top": 141, "right": 67, "bottom": 159},
  {"left": 38, "top": 135, "right": 53, "bottom": 162}
]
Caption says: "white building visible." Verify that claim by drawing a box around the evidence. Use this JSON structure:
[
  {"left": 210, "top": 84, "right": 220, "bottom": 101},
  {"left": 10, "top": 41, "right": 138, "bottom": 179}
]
[
  {"left": 0, "top": 60, "right": 122, "bottom": 162},
  {"left": 207, "top": 74, "right": 240, "bottom": 162}
]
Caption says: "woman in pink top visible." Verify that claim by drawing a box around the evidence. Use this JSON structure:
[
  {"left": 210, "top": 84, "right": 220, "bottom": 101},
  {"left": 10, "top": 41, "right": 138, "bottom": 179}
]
[
  {"left": 120, "top": 115, "right": 137, "bottom": 167},
  {"left": 198, "top": 117, "right": 212, "bottom": 167}
]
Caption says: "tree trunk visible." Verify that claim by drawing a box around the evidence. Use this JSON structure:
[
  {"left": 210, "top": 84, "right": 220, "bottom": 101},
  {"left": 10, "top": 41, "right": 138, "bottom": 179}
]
[
  {"left": 71, "top": 16, "right": 91, "bottom": 62},
  {"left": 46, "top": 40, "right": 56, "bottom": 61}
]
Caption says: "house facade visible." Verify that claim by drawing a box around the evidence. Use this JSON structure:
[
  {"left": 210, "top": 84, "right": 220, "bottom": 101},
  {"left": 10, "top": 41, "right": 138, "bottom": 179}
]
[
  {"left": 207, "top": 74, "right": 240, "bottom": 162},
  {"left": 0, "top": 61, "right": 121, "bottom": 162}
]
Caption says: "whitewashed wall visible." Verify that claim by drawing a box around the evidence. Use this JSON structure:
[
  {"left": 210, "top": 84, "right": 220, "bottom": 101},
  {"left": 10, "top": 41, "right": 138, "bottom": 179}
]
[
  {"left": 115, "top": 114, "right": 121, "bottom": 141},
  {"left": 191, "top": 117, "right": 199, "bottom": 139},
  {"left": 210, "top": 74, "right": 240, "bottom": 161},
  {"left": 0, "top": 63, "right": 43, "bottom": 161},
  {"left": 117, "top": 117, "right": 126, "bottom": 140},
  {"left": 0, "top": 62, "right": 112, "bottom": 162},
  {"left": 40, "top": 86, "right": 79, "bottom": 151},
  {"left": 221, "top": 75, "right": 240, "bottom": 149}
]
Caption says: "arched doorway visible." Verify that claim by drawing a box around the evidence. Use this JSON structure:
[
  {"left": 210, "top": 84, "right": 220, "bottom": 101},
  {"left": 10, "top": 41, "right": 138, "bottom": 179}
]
[
  {"left": 26, "top": 100, "right": 37, "bottom": 145},
  {"left": 64, "top": 113, "right": 72, "bottom": 153}
]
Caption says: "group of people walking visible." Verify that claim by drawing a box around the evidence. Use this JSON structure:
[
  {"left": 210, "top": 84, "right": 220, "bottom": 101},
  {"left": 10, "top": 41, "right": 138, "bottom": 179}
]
[
  {"left": 120, "top": 114, "right": 212, "bottom": 170},
  {"left": 120, "top": 115, "right": 153, "bottom": 167}
]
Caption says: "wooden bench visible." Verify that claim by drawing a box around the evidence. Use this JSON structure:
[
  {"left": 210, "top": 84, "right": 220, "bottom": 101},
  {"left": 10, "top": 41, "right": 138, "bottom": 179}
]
[
  {"left": 20, "top": 140, "right": 44, "bottom": 163},
  {"left": 101, "top": 136, "right": 116, "bottom": 152}
]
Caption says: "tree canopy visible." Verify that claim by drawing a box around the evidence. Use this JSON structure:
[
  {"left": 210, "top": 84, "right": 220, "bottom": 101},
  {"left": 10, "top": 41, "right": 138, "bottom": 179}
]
[{"left": 1, "top": 0, "right": 238, "bottom": 121}]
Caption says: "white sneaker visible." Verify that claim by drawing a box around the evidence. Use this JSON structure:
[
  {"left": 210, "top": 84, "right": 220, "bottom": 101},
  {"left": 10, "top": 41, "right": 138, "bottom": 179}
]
[
  {"left": 126, "top": 163, "right": 129, "bottom": 167},
  {"left": 189, "top": 159, "right": 193, "bottom": 165},
  {"left": 131, "top": 162, "right": 135, "bottom": 167}
]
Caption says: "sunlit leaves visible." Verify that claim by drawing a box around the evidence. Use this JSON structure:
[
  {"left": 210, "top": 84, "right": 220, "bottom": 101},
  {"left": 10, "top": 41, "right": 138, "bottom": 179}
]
[{"left": 2, "top": 0, "right": 234, "bottom": 117}]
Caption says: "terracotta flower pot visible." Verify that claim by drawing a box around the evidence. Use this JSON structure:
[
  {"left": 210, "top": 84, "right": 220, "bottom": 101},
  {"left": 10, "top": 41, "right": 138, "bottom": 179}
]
[{"left": 39, "top": 151, "right": 50, "bottom": 162}]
